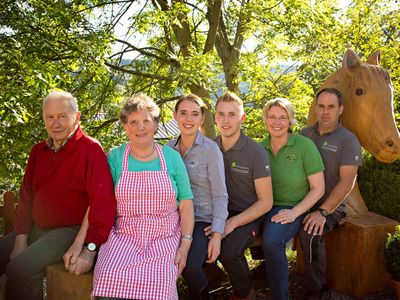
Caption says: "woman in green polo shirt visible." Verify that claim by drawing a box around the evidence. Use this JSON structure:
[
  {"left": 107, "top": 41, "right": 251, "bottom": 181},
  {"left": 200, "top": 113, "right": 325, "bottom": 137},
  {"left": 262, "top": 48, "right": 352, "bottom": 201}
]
[{"left": 260, "top": 98, "right": 325, "bottom": 300}]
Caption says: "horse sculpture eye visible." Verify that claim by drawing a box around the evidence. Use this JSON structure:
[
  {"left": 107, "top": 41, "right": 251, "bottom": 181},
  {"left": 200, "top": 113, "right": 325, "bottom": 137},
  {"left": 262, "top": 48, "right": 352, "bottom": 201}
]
[{"left": 356, "top": 88, "right": 365, "bottom": 96}]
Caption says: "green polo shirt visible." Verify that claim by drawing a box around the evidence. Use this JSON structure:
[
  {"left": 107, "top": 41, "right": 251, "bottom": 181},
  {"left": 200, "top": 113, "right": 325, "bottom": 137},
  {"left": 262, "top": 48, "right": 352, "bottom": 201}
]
[{"left": 260, "top": 133, "right": 324, "bottom": 207}]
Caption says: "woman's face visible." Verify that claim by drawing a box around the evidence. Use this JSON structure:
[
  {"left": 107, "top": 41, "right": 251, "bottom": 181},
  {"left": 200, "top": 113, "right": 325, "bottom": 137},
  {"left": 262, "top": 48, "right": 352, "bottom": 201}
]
[
  {"left": 124, "top": 109, "right": 157, "bottom": 148},
  {"left": 264, "top": 105, "right": 290, "bottom": 139},
  {"left": 174, "top": 100, "right": 204, "bottom": 137}
]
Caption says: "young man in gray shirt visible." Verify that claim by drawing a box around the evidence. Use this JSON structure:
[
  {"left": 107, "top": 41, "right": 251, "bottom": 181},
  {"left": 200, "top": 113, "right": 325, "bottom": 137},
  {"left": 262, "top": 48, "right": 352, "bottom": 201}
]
[
  {"left": 299, "top": 88, "right": 362, "bottom": 299},
  {"left": 208, "top": 91, "right": 273, "bottom": 300}
]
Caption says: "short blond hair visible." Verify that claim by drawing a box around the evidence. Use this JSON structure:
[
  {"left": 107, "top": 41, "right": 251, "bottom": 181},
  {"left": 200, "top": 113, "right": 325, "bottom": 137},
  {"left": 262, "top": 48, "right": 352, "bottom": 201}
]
[
  {"left": 215, "top": 91, "right": 244, "bottom": 114},
  {"left": 262, "top": 98, "right": 297, "bottom": 132}
]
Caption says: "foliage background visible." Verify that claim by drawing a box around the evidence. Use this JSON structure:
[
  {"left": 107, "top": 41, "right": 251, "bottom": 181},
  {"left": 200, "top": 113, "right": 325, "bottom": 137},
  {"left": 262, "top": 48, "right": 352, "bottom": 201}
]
[{"left": 0, "top": 0, "right": 399, "bottom": 220}]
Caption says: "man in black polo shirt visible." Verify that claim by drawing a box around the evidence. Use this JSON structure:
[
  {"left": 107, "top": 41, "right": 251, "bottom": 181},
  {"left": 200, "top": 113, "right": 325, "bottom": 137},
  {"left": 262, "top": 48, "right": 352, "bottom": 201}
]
[
  {"left": 210, "top": 91, "right": 273, "bottom": 300},
  {"left": 299, "top": 88, "right": 362, "bottom": 299}
]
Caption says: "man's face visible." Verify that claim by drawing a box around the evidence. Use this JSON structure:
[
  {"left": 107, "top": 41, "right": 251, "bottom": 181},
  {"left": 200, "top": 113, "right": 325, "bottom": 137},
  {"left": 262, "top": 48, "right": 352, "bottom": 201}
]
[
  {"left": 315, "top": 91, "right": 343, "bottom": 132},
  {"left": 214, "top": 101, "right": 245, "bottom": 138},
  {"left": 43, "top": 97, "right": 80, "bottom": 147}
]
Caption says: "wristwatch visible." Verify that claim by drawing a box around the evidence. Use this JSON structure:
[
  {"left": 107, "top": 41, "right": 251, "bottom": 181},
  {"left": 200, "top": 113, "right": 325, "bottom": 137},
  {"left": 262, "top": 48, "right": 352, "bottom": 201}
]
[
  {"left": 318, "top": 208, "right": 330, "bottom": 218},
  {"left": 84, "top": 242, "right": 98, "bottom": 252}
]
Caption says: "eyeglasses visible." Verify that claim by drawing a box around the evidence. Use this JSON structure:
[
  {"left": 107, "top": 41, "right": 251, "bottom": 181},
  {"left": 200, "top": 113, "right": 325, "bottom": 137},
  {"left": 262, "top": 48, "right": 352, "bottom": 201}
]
[{"left": 266, "top": 115, "right": 289, "bottom": 122}]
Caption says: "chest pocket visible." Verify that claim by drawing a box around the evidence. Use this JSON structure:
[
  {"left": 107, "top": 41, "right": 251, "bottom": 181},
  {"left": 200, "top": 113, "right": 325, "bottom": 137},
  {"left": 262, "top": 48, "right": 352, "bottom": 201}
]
[{"left": 186, "top": 160, "right": 208, "bottom": 181}]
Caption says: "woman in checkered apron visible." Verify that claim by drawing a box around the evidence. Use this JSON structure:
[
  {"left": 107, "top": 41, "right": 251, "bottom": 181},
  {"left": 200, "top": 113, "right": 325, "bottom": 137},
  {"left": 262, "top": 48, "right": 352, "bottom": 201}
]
[{"left": 92, "top": 94, "right": 194, "bottom": 299}]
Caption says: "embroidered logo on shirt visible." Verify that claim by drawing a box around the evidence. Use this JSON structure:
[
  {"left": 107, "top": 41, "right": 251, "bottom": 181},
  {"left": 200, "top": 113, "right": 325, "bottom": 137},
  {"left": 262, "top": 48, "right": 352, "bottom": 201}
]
[
  {"left": 322, "top": 141, "right": 338, "bottom": 152},
  {"left": 231, "top": 161, "right": 250, "bottom": 174},
  {"left": 286, "top": 154, "right": 297, "bottom": 163}
]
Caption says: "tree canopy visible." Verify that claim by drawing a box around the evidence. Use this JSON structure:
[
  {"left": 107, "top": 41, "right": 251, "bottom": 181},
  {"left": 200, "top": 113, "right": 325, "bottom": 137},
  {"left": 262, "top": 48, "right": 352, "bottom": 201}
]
[{"left": 0, "top": 0, "right": 399, "bottom": 191}]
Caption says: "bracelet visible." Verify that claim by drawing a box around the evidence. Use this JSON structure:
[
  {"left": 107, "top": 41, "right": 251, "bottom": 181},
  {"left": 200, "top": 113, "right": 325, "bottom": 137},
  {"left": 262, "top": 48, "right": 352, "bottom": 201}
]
[{"left": 181, "top": 235, "right": 193, "bottom": 241}]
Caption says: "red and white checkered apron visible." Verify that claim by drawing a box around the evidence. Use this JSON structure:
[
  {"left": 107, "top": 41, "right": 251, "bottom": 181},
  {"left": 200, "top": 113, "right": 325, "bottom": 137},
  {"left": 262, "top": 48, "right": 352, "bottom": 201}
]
[{"left": 92, "top": 143, "right": 180, "bottom": 299}]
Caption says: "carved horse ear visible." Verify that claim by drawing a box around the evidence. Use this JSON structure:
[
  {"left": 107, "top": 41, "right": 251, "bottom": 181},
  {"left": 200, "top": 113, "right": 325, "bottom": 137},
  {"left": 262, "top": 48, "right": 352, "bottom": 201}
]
[
  {"left": 366, "top": 50, "right": 381, "bottom": 65},
  {"left": 342, "top": 49, "right": 362, "bottom": 70}
]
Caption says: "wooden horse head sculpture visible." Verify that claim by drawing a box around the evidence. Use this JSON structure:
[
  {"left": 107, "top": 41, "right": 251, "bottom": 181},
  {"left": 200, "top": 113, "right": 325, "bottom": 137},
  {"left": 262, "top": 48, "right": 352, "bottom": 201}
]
[{"left": 307, "top": 49, "right": 400, "bottom": 214}]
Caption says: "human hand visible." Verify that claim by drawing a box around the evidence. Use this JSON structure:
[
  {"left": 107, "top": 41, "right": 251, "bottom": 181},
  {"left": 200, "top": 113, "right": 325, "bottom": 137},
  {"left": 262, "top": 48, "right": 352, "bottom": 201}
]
[
  {"left": 67, "top": 248, "right": 96, "bottom": 275},
  {"left": 302, "top": 211, "right": 326, "bottom": 236},
  {"left": 270, "top": 209, "right": 297, "bottom": 224},
  {"left": 206, "top": 232, "right": 222, "bottom": 263},
  {"left": 223, "top": 217, "right": 238, "bottom": 237},
  {"left": 175, "top": 246, "right": 189, "bottom": 277},
  {"left": 204, "top": 225, "right": 213, "bottom": 237},
  {"left": 63, "top": 242, "right": 83, "bottom": 271}
]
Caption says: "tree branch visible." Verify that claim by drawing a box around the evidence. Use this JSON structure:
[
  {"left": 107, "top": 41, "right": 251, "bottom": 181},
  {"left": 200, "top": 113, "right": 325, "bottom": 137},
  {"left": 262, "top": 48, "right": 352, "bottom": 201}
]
[
  {"left": 104, "top": 61, "right": 173, "bottom": 81},
  {"left": 203, "top": 0, "right": 222, "bottom": 54}
]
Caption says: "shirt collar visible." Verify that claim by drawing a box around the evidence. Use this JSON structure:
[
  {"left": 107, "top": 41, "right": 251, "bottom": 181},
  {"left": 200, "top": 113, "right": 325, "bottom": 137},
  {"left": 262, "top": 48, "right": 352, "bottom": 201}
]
[
  {"left": 215, "top": 130, "right": 247, "bottom": 152},
  {"left": 262, "top": 133, "right": 295, "bottom": 152},
  {"left": 173, "top": 131, "right": 204, "bottom": 149},
  {"left": 45, "top": 124, "right": 82, "bottom": 152},
  {"left": 312, "top": 122, "right": 343, "bottom": 136}
]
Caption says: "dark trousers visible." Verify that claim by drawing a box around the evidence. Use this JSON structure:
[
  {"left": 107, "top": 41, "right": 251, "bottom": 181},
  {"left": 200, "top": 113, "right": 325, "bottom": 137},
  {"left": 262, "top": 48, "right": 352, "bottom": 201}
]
[
  {"left": 182, "top": 222, "right": 211, "bottom": 300},
  {"left": 298, "top": 209, "right": 345, "bottom": 293},
  {"left": 0, "top": 225, "right": 79, "bottom": 300},
  {"left": 262, "top": 206, "right": 304, "bottom": 300},
  {"left": 219, "top": 212, "right": 261, "bottom": 298}
]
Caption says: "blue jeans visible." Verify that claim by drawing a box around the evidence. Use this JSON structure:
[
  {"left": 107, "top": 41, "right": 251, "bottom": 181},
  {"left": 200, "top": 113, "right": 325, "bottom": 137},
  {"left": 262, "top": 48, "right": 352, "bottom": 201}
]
[
  {"left": 182, "top": 222, "right": 211, "bottom": 299},
  {"left": 262, "top": 206, "right": 304, "bottom": 300}
]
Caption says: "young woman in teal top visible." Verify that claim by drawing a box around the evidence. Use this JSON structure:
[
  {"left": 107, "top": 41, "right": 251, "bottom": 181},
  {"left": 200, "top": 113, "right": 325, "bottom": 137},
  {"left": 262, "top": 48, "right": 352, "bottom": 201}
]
[{"left": 260, "top": 98, "right": 325, "bottom": 300}]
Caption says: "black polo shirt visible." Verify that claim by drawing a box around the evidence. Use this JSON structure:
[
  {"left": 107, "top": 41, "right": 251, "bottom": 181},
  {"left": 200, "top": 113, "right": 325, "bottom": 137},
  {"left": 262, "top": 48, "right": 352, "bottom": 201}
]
[
  {"left": 301, "top": 123, "right": 362, "bottom": 212},
  {"left": 214, "top": 132, "right": 271, "bottom": 212}
]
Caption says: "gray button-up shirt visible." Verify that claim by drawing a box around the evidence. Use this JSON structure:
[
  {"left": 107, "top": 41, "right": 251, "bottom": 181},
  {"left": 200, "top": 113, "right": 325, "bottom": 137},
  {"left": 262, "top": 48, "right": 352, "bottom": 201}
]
[{"left": 167, "top": 131, "right": 228, "bottom": 234}]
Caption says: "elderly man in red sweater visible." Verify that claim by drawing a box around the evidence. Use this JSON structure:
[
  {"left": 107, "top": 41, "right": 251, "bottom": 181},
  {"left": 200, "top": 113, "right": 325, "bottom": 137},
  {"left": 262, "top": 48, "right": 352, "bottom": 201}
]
[{"left": 0, "top": 90, "right": 116, "bottom": 300}]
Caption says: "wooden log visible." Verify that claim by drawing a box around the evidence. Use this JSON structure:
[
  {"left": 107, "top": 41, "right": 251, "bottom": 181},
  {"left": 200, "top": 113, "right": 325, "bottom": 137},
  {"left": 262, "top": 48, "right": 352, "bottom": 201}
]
[
  {"left": 296, "top": 213, "right": 399, "bottom": 299},
  {"left": 46, "top": 263, "right": 93, "bottom": 300}
]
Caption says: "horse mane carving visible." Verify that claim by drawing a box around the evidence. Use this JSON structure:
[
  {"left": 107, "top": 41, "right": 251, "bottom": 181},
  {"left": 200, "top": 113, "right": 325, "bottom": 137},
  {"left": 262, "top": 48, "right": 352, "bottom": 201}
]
[{"left": 307, "top": 49, "right": 400, "bottom": 215}]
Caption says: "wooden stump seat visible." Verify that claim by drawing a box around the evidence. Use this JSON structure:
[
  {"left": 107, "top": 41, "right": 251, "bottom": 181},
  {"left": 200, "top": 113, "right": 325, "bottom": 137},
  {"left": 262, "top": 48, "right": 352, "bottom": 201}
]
[
  {"left": 46, "top": 263, "right": 93, "bottom": 300},
  {"left": 296, "top": 212, "right": 399, "bottom": 299}
]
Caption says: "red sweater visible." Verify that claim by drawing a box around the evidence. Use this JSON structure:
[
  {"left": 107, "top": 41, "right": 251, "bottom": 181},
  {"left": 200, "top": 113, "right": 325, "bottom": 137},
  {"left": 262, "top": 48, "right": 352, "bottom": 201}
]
[{"left": 15, "top": 125, "right": 116, "bottom": 246}]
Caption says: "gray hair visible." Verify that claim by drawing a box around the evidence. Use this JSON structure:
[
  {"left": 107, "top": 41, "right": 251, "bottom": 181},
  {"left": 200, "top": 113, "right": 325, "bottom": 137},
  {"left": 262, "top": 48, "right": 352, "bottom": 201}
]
[
  {"left": 262, "top": 98, "right": 297, "bottom": 132},
  {"left": 120, "top": 93, "right": 160, "bottom": 124},
  {"left": 43, "top": 90, "right": 79, "bottom": 113}
]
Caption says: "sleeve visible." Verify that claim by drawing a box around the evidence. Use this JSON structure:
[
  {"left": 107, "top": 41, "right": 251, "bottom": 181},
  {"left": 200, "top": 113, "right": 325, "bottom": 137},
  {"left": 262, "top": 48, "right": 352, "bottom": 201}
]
[
  {"left": 15, "top": 146, "right": 36, "bottom": 235},
  {"left": 252, "top": 146, "right": 271, "bottom": 180},
  {"left": 340, "top": 134, "right": 362, "bottom": 167},
  {"left": 207, "top": 144, "right": 228, "bottom": 235},
  {"left": 171, "top": 151, "right": 193, "bottom": 202},
  {"left": 85, "top": 142, "right": 117, "bottom": 246},
  {"left": 302, "top": 137, "right": 325, "bottom": 176},
  {"left": 107, "top": 146, "right": 122, "bottom": 185}
]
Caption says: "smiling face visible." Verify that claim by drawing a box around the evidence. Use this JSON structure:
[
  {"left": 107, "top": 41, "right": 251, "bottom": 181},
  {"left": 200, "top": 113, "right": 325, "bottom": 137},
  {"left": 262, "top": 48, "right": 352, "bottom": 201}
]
[
  {"left": 214, "top": 100, "right": 245, "bottom": 139},
  {"left": 315, "top": 91, "right": 343, "bottom": 133},
  {"left": 43, "top": 96, "right": 80, "bottom": 148},
  {"left": 264, "top": 106, "right": 290, "bottom": 139},
  {"left": 174, "top": 99, "right": 204, "bottom": 138},
  {"left": 123, "top": 109, "right": 157, "bottom": 148}
]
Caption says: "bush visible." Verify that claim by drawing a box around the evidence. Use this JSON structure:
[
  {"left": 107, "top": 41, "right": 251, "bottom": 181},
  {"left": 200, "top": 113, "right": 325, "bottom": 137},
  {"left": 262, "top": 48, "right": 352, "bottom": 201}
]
[
  {"left": 358, "top": 152, "right": 400, "bottom": 221},
  {"left": 384, "top": 225, "right": 400, "bottom": 281}
]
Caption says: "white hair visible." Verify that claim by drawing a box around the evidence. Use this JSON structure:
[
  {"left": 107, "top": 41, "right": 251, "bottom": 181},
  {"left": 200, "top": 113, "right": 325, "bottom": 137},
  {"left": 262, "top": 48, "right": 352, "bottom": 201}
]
[{"left": 43, "top": 90, "right": 79, "bottom": 113}]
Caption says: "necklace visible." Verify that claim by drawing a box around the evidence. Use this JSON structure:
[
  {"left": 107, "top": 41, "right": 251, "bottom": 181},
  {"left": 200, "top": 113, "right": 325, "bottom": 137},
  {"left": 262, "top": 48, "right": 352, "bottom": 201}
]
[{"left": 131, "top": 143, "right": 155, "bottom": 159}]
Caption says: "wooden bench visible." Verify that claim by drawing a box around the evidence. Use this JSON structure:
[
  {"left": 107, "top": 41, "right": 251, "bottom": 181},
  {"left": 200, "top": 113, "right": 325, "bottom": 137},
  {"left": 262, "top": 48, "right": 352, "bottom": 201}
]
[{"left": 0, "top": 191, "right": 16, "bottom": 236}]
